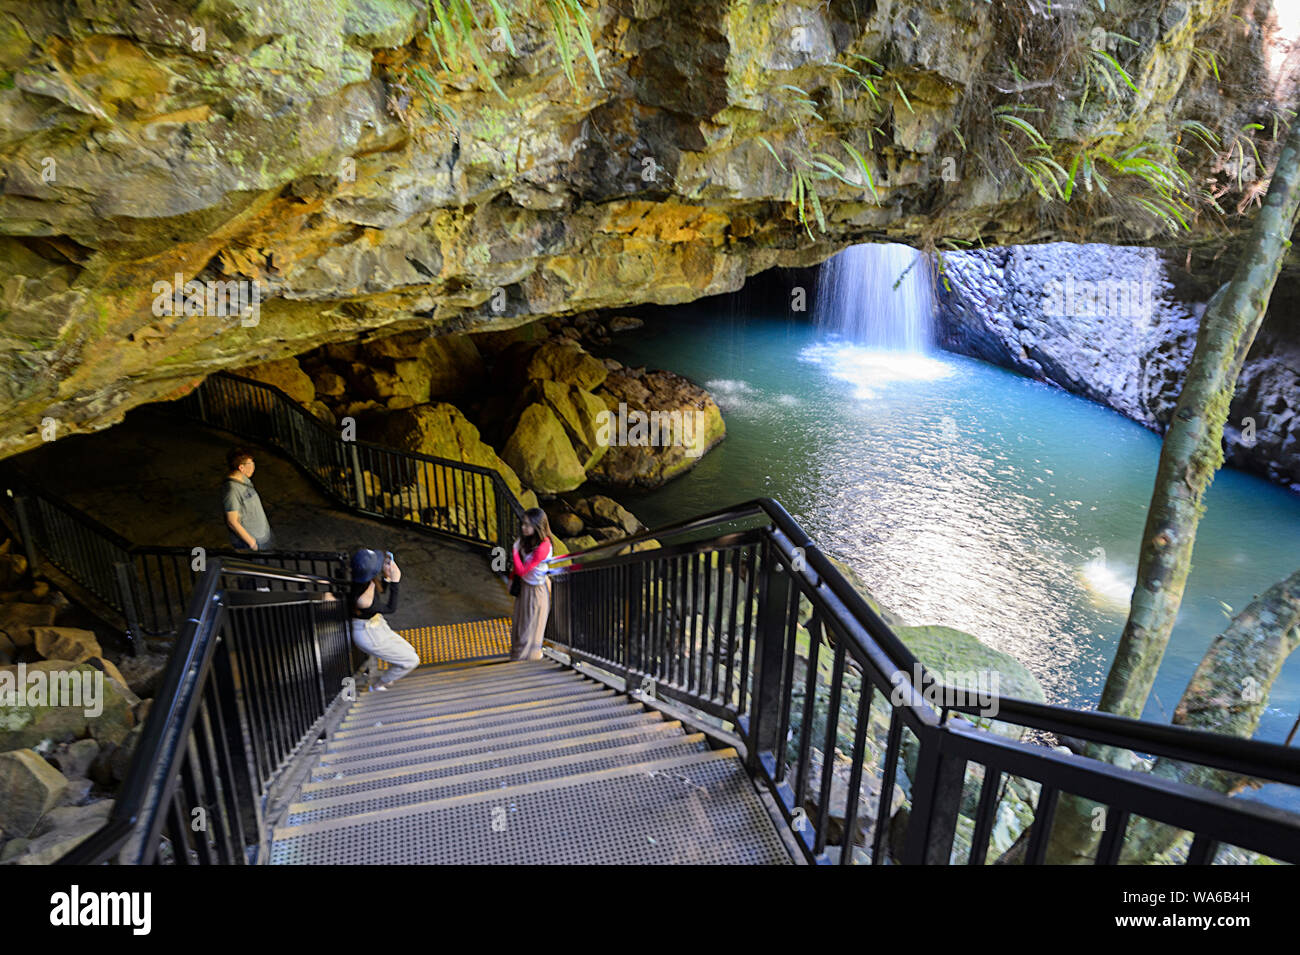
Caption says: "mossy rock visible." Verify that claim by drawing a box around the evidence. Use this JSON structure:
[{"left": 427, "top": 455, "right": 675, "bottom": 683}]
[{"left": 894, "top": 625, "right": 1045, "bottom": 704}]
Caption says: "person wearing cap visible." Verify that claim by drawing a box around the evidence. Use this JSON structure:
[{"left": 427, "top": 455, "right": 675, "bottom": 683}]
[{"left": 348, "top": 548, "right": 419, "bottom": 691}]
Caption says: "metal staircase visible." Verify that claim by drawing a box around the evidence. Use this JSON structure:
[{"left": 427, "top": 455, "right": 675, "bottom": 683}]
[{"left": 270, "top": 657, "right": 793, "bottom": 864}]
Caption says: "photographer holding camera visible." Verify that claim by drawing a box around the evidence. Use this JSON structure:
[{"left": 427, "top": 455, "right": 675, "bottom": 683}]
[{"left": 348, "top": 548, "right": 419, "bottom": 691}]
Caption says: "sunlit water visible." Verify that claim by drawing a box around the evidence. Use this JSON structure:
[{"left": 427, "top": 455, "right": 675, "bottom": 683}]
[{"left": 603, "top": 308, "right": 1300, "bottom": 770}]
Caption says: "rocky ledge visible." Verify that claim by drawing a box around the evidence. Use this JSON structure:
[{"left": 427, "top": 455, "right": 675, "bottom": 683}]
[{"left": 1, "top": 0, "right": 1291, "bottom": 459}]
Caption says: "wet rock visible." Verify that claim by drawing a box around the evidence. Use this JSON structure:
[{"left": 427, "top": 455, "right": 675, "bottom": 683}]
[
  {"left": 607, "top": 315, "right": 644, "bottom": 333},
  {"left": 550, "top": 510, "right": 585, "bottom": 538}
]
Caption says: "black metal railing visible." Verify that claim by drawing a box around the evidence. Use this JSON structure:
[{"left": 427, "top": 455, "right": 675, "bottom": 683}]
[
  {"left": 0, "top": 466, "right": 347, "bottom": 647},
  {"left": 545, "top": 499, "right": 1300, "bottom": 866},
  {"left": 58, "top": 559, "right": 356, "bottom": 865},
  {"left": 13, "top": 365, "right": 1300, "bottom": 865},
  {"left": 172, "top": 373, "right": 525, "bottom": 550}
]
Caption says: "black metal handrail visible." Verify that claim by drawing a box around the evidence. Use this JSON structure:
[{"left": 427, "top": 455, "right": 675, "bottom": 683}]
[
  {"left": 545, "top": 497, "right": 1300, "bottom": 865},
  {"left": 172, "top": 373, "right": 526, "bottom": 551},
  {"left": 14, "top": 365, "right": 1300, "bottom": 865},
  {"left": 58, "top": 559, "right": 355, "bottom": 865},
  {"left": 0, "top": 464, "right": 347, "bottom": 649}
]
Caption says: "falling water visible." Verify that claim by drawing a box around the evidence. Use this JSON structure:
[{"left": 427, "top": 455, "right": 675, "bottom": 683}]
[{"left": 813, "top": 243, "right": 936, "bottom": 351}]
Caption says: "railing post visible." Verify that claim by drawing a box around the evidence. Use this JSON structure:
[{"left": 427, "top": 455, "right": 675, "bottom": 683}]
[
  {"left": 745, "top": 542, "right": 791, "bottom": 778},
  {"left": 900, "top": 726, "right": 966, "bottom": 864},
  {"left": 12, "top": 494, "right": 40, "bottom": 579},
  {"left": 348, "top": 444, "right": 368, "bottom": 510},
  {"left": 114, "top": 561, "right": 143, "bottom": 657}
]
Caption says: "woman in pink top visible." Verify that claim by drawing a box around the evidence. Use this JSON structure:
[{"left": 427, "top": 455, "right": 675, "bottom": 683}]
[{"left": 510, "top": 508, "right": 554, "bottom": 661}]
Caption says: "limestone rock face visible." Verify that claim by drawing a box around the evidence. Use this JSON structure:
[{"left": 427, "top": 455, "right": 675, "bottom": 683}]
[
  {"left": 502, "top": 404, "right": 587, "bottom": 495},
  {"left": 936, "top": 244, "right": 1300, "bottom": 491},
  {"left": 0, "top": 0, "right": 1278, "bottom": 460}
]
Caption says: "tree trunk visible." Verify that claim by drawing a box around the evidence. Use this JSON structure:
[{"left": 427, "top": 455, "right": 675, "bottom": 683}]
[
  {"left": 1100, "top": 116, "right": 1300, "bottom": 720},
  {"left": 1117, "top": 566, "right": 1300, "bottom": 863},
  {"left": 1040, "top": 112, "right": 1300, "bottom": 865}
]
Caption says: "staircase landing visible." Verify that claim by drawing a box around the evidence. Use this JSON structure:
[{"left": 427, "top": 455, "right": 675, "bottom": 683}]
[{"left": 270, "top": 658, "right": 793, "bottom": 864}]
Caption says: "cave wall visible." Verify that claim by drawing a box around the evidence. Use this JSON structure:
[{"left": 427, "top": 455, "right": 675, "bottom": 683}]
[
  {"left": 0, "top": 0, "right": 1292, "bottom": 459},
  {"left": 936, "top": 243, "right": 1300, "bottom": 490}
]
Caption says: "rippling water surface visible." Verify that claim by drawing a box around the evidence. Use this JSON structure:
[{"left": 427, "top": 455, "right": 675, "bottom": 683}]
[{"left": 604, "top": 308, "right": 1300, "bottom": 755}]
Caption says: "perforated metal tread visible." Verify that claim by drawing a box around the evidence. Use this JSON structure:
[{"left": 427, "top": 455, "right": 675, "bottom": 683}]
[
  {"left": 339, "top": 679, "right": 597, "bottom": 728},
  {"left": 288, "top": 735, "right": 713, "bottom": 826},
  {"left": 359, "top": 662, "right": 575, "bottom": 694},
  {"left": 272, "top": 749, "right": 792, "bottom": 864},
  {"left": 333, "top": 687, "right": 620, "bottom": 741},
  {"left": 312, "top": 715, "right": 677, "bottom": 781},
  {"left": 326, "top": 697, "right": 644, "bottom": 754},
  {"left": 318, "top": 709, "right": 669, "bottom": 774},
  {"left": 277, "top": 655, "right": 791, "bottom": 864}
]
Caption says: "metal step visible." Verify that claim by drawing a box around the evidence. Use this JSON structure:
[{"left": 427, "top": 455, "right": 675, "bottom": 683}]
[
  {"left": 325, "top": 697, "right": 645, "bottom": 756},
  {"left": 288, "top": 734, "right": 712, "bottom": 826},
  {"left": 312, "top": 714, "right": 677, "bottom": 782},
  {"left": 349, "top": 669, "right": 586, "bottom": 716},
  {"left": 338, "top": 680, "right": 601, "bottom": 730},
  {"left": 354, "top": 659, "right": 560, "bottom": 696},
  {"left": 272, "top": 748, "right": 792, "bottom": 864},
  {"left": 330, "top": 686, "right": 624, "bottom": 738}
]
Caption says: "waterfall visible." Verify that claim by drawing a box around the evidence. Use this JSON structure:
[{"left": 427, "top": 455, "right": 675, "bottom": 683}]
[{"left": 813, "top": 243, "right": 935, "bottom": 352}]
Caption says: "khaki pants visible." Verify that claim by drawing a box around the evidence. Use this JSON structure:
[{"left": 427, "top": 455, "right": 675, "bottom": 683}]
[{"left": 351, "top": 615, "right": 420, "bottom": 686}]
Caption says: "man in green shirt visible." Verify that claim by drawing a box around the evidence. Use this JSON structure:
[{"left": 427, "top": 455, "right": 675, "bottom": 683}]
[{"left": 222, "top": 447, "right": 274, "bottom": 551}]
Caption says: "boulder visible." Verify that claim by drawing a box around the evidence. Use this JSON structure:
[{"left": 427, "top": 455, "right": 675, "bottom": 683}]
[
  {"left": 525, "top": 341, "right": 609, "bottom": 391},
  {"left": 562, "top": 535, "right": 599, "bottom": 553},
  {"left": 33, "top": 799, "right": 115, "bottom": 838},
  {"left": 312, "top": 369, "right": 348, "bottom": 398},
  {"left": 0, "top": 748, "right": 68, "bottom": 837},
  {"left": 0, "top": 603, "right": 57, "bottom": 632},
  {"left": 549, "top": 510, "right": 584, "bottom": 538},
  {"left": 234, "top": 357, "right": 316, "bottom": 407},
  {"left": 6, "top": 800, "right": 114, "bottom": 865},
  {"left": 607, "top": 315, "right": 644, "bottom": 333},
  {"left": 378, "top": 403, "right": 538, "bottom": 510},
  {"left": 573, "top": 495, "right": 640, "bottom": 535},
  {"left": 894, "top": 624, "right": 1046, "bottom": 705},
  {"left": 32, "top": 626, "right": 102, "bottom": 664},
  {"left": 0, "top": 661, "right": 136, "bottom": 751},
  {"left": 52, "top": 738, "right": 100, "bottom": 779},
  {"left": 588, "top": 369, "right": 726, "bottom": 488},
  {"left": 0, "top": 551, "right": 27, "bottom": 588},
  {"left": 501, "top": 404, "right": 587, "bottom": 495},
  {"left": 530, "top": 379, "right": 609, "bottom": 470}
]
